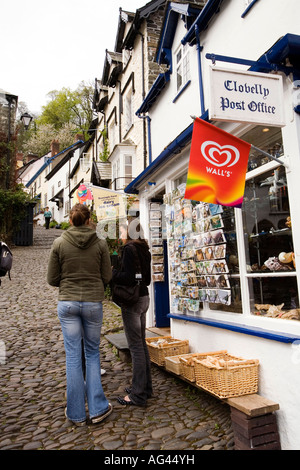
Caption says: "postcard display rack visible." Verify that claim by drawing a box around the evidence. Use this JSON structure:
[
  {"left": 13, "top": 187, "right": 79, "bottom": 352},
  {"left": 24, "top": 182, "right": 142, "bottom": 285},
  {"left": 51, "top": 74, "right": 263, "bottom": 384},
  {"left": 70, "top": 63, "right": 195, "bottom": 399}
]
[
  {"left": 149, "top": 203, "right": 165, "bottom": 283},
  {"left": 164, "top": 184, "right": 231, "bottom": 316}
]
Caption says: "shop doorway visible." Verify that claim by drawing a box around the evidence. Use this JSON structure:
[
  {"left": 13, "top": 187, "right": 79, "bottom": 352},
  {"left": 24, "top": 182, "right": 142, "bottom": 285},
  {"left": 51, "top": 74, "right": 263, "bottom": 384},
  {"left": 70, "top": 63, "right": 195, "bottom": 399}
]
[
  {"left": 149, "top": 194, "right": 170, "bottom": 328},
  {"left": 154, "top": 239, "right": 170, "bottom": 327}
]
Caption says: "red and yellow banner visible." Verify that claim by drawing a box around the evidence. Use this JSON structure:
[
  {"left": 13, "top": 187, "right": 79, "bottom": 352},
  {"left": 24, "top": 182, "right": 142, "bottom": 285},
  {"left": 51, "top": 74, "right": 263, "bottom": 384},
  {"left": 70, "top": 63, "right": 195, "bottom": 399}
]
[{"left": 185, "top": 118, "right": 251, "bottom": 208}]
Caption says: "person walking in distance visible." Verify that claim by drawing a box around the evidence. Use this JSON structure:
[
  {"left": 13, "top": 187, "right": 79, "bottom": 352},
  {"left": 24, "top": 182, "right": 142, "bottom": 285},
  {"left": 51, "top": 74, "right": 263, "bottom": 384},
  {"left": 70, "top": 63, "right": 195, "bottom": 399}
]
[
  {"left": 47, "top": 204, "right": 112, "bottom": 425},
  {"left": 44, "top": 207, "right": 52, "bottom": 229},
  {"left": 113, "top": 222, "right": 152, "bottom": 407}
]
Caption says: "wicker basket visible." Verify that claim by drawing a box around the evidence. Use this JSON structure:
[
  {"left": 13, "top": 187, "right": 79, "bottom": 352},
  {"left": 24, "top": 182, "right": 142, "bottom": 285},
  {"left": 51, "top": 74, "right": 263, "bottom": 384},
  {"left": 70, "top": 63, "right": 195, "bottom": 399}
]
[
  {"left": 194, "top": 352, "right": 259, "bottom": 399},
  {"left": 180, "top": 350, "right": 227, "bottom": 382},
  {"left": 146, "top": 336, "right": 189, "bottom": 366},
  {"left": 165, "top": 356, "right": 182, "bottom": 374}
]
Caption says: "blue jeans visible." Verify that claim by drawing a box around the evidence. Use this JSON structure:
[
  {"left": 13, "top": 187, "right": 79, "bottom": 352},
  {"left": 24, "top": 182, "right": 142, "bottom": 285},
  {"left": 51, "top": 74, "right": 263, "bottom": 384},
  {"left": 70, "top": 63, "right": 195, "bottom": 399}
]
[
  {"left": 57, "top": 301, "right": 109, "bottom": 422},
  {"left": 121, "top": 296, "right": 153, "bottom": 406}
]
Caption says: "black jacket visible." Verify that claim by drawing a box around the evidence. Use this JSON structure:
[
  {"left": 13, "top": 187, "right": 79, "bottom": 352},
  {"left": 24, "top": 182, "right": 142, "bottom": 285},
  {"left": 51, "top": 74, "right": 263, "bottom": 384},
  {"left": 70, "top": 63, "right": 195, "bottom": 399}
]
[{"left": 112, "top": 241, "right": 151, "bottom": 296}]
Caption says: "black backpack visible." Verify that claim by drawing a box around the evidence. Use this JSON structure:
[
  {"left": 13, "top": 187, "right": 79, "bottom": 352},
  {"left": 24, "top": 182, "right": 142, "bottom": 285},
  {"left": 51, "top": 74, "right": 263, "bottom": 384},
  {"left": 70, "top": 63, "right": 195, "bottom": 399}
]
[{"left": 0, "top": 242, "right": 13, "bottom": 286}]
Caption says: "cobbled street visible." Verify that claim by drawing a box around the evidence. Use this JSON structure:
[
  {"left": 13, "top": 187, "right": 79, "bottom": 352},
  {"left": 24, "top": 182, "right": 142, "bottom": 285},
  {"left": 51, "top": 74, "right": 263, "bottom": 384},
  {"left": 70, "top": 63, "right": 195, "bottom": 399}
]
[{"left": 0, "top": 226, "right": 234, "bottom": 451}]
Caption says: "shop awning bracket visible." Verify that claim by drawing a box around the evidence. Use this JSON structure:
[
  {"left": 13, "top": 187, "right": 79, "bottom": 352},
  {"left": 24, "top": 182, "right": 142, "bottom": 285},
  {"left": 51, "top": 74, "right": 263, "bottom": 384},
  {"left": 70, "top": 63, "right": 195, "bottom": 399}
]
[{"left": 205, "top": 53, "right": 294, "bottom": 76}]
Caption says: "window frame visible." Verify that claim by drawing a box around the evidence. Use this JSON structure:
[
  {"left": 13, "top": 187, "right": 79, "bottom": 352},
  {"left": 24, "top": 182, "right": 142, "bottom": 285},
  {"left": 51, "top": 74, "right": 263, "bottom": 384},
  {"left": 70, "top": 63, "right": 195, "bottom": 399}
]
[{"left": 175, "top": 43, "right": 190, "bottom": 94}]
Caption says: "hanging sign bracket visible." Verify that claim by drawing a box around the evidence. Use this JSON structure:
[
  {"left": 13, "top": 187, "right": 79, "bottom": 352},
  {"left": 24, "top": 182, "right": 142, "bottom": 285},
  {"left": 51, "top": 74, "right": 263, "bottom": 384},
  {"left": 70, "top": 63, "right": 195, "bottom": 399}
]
[{"left": 206, "top": 53, "right": 294, "bottom": 76}]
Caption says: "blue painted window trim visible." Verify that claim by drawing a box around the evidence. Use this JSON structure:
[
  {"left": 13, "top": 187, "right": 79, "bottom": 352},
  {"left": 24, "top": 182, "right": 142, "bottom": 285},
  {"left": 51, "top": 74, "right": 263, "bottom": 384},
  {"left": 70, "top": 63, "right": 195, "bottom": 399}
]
[
  {"left": 167, "top": 313, "right": 300, "bottom": 344},
  {"left": 173, "top": 80, "right": 191, "bottom": 103}
]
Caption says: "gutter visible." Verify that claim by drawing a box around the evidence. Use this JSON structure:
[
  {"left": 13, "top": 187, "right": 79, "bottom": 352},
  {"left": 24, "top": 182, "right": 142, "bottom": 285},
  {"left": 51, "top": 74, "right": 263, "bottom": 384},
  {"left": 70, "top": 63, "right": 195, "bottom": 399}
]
[
  {"left": 25, "top": 140, "right": 84, "bottom": 188},
  {"left": 181, "top": 0, "right": 224, "bottom": 46}
]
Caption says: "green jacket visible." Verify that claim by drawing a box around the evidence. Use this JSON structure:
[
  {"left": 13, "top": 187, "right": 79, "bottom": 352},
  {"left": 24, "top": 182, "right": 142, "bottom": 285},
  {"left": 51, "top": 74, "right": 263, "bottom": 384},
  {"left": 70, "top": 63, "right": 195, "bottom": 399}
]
[{"left": 47, "top": 225, "right": 112, "bottom": 301}]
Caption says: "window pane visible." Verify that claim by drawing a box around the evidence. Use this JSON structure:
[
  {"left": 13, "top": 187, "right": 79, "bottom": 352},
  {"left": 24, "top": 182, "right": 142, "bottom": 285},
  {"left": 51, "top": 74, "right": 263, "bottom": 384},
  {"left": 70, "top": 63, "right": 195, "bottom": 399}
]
[
  {"left": 249, "top": 276, "right": 299, "bottom": 317},
  {"left": 243, "top": 167, "right": 293, "bottom": 272},
  {"left": 177, "top": 65, "right": 182, "bottom": 90},
  {"left": 183, "top": 54, "right": 190, "bottom": 82},
  {"left": 243, "top": 126, "right": 283, "bottom": 171}
]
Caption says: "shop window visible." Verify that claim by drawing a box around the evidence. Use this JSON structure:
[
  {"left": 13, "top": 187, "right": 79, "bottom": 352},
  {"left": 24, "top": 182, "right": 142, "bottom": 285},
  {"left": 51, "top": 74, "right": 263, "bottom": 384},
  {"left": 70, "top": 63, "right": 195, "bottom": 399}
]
[
  {"left": 243, "top": 126, "right": 283, "bottom": 172},
  {"left": 165, "top": 125, "right": 298, "bottom": 321},
  {"left": 243, "top": 165, "right": 298, "bottom": 319}
]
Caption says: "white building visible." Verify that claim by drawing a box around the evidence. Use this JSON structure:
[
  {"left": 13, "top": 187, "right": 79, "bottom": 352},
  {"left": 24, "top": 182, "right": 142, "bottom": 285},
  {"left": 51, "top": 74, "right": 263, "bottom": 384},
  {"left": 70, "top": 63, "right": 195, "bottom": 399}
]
[
  {"left": 92, "top": 0, "right": 183, "bottom": 192},
  {"left": 124, "top": 0, "right": 300, "bottom": 450},
  {"left": 26, "top": 139, "right": 85, "bottom": 225}
]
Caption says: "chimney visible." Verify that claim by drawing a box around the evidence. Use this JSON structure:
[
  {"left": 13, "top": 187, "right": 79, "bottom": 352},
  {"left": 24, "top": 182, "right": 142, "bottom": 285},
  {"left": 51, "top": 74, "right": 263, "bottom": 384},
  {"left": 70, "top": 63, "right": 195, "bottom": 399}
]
[
  {"left": 16, "top": 152, "right": 24, "bottom": 163},
  {"left": 74, "top": 133, "right": 84, "bottom": 142},
  {"left": 51, "top": 140, "right": 60, "bottom": 157}
]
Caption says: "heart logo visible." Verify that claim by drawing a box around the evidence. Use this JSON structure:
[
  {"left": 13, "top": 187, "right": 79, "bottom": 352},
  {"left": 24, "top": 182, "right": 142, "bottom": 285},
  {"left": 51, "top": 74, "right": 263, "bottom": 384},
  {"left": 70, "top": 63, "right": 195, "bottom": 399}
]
[{"left": 201, "top": 141, "right": 240, "bottom": 167}]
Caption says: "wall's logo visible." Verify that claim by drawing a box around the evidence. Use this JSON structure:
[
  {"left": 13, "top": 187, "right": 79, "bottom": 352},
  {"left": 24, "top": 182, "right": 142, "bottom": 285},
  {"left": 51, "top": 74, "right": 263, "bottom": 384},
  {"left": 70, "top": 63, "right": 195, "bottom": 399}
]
[{"left": 201, "top": 141, "right": 240, "bottom": 168}]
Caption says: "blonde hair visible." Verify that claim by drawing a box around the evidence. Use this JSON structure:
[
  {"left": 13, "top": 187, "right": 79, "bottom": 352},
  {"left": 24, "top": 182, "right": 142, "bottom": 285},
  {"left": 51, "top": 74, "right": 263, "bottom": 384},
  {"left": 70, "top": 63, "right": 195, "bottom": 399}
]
[{"left": 70, "top": 204, "right": 90, "bottom": 227}]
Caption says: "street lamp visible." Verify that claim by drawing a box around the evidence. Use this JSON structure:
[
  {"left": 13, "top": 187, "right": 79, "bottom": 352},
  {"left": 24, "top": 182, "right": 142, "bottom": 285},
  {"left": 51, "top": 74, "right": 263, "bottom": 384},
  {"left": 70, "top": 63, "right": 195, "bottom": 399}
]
[{"left": 20, "top": 112, "right": 33, "bottom": 129}]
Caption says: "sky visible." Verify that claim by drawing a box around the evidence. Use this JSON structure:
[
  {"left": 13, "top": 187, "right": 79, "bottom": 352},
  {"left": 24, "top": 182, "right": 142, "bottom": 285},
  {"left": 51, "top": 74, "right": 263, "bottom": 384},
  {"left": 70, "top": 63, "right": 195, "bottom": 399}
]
[{"left": 1, "top": 0, "right": 145, "bottom": 116}]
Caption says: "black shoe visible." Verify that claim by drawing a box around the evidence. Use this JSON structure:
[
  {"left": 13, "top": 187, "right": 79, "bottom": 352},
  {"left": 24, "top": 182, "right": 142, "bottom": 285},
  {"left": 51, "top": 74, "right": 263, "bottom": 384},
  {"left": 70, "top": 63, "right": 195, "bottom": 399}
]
[
  {"left": 117, "top": 396, "right": 146, "bottom": 407},
  {"left": 124, "top": 387, "right": 154, "bottom": 399}
]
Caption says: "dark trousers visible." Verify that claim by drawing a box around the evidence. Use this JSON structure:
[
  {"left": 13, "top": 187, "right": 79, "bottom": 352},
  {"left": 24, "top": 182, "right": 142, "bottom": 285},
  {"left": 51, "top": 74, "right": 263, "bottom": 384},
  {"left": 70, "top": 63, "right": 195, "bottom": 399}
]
[
  {"left": 45, "top": 217, "right": 51, "bottom": 229},
  {"left": 121, "top": 296, "right": 152, "bottom": 405}
]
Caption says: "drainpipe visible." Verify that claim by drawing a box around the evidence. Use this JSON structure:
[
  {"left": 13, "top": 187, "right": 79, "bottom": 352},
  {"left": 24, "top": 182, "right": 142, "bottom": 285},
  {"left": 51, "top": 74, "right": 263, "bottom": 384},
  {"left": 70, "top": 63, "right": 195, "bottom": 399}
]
[
  {"left": 136, "top": 113, "right": 152, "bottom": 165},
  {"left": 117, "top": 80, "right": 122, "bottom": 142},
  {"left": 195, "top": 24, "right": 205, "bottom": 116}
]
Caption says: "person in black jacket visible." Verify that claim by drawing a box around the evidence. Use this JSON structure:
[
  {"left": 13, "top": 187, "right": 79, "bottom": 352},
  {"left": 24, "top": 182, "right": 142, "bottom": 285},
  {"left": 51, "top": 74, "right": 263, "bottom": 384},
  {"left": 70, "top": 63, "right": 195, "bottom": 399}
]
[{"left": 112, "top": 222, "right": 152, "bottom": 407}]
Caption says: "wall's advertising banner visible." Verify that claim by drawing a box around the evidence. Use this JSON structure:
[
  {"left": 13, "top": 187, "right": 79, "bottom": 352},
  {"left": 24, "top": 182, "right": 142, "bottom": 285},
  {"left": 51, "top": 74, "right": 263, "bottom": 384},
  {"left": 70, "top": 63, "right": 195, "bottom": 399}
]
[
  {"left": 185, "top": 118, "right": 251, "bottom": 208},
  {"left": 209, "top": 67, "right": 285, "bottom": 127}
]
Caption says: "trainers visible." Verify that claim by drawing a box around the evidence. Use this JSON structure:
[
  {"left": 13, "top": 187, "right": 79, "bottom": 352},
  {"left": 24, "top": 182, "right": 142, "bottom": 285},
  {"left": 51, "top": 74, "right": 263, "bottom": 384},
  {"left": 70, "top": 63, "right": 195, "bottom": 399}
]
[
  {"left": 101, "top": 368, "right": 106, "bottom": 375},
  {"left": 91, "top": 403, "right": 113, "bottom": 424},
  {"left": 64, "top": 407, "right": 86, "bottom": 427}
]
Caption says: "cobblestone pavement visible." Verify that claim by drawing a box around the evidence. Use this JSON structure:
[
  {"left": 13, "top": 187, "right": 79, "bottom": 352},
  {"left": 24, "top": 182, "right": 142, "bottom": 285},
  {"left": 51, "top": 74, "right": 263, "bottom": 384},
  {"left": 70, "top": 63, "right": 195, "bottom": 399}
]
[{"left": 0, "top": 226, "right": 234, "bottom": 452}]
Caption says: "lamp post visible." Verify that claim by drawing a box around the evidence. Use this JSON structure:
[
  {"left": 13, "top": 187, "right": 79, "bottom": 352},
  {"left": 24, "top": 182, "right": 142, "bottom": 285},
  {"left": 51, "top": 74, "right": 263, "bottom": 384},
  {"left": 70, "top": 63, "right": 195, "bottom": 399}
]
[{"left": 20, "top": 112, "right": 33, "bottom": 130}]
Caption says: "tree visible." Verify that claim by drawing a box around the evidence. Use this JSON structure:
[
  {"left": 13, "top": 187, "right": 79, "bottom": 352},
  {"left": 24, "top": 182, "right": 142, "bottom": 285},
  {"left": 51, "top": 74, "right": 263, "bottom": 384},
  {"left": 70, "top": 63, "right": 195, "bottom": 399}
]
[
  {"left": 0, "top": 115, "right": 33, "bottom": 243},
  {"left": 22, "top": 123, "right": 78, "bottom": 157},
  {"left": 37, "top": 81, "right": 95, "bottom": 132},
  {"left": 19, "top": 81, "right": 96, "bottom": 157}
]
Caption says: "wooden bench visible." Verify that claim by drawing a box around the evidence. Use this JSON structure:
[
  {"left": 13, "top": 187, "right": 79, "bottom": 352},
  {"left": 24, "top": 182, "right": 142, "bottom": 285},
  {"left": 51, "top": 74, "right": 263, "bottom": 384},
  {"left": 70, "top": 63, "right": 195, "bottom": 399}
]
[
  {"left": 109, "top": 332, "right": 281, "bottom": 450},
  {"left": 158, "top": 358, "right": 281, "bottom": 450}
]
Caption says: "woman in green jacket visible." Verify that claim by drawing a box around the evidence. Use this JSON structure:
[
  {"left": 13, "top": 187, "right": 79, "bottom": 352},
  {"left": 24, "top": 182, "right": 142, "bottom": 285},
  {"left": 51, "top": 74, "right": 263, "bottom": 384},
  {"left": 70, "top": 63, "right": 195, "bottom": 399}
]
[{"left": 47, "top": 204, "right": 112, "bottom": 426}]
